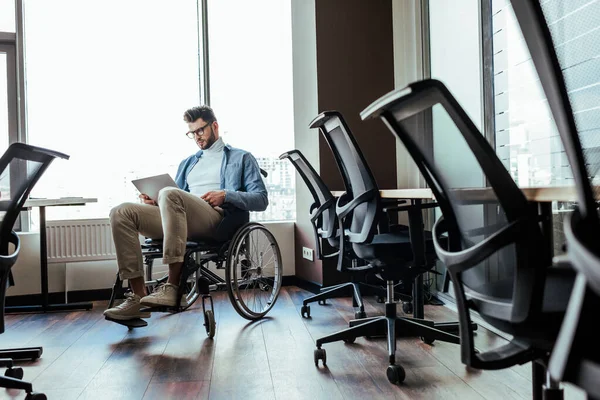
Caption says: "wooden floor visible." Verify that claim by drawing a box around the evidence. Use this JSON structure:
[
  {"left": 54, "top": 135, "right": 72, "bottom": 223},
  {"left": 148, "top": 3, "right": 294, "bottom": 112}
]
[{"left": 0, "top": 286, "right": 587, "bottom": 400}]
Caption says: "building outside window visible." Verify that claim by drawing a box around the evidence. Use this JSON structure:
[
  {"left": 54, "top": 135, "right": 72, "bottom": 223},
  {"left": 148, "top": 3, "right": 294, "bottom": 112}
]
[{"left": 491, "top": 0, "right": 600, "bottom": 190}]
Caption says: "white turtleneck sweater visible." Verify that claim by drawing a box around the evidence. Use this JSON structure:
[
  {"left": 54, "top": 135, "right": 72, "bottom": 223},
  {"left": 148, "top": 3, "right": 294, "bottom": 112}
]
[{"left": 187, "top": 137, "right": 225, "bottom": 197}]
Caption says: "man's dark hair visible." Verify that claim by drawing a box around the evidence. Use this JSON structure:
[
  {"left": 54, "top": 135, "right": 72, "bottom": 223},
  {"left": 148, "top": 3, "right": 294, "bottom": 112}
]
[{"left": 183, "top": 105, "right": 217, "bottom": 123}]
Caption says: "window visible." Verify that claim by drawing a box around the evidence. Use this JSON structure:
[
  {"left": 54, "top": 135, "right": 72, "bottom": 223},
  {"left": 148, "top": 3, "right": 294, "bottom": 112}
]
[
  {"left": 1, "top": 0, "right": 17, "bottom": 167},
  {"left": 21, "top": 0, "right": 295, "bottom": 224},
  {"left": 491, "top": 0, "right": 600, "bottom": 189},
  {"left": 207, "top": 0, "right": 295, "bottom": 222},
  {"left": 0, "top": 49, "right": 11, "bottom": 157},
  {"left": 0, "top": 0, "right": 15, "bottom": 33}
]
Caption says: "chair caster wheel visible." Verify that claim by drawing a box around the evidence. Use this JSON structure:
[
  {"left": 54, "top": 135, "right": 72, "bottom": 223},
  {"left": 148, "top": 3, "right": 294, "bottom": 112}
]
[
  {"left": 386, "top": 364, "right": 406, "bottom": 384},
  {"left": 25, "top": 393, "right": 47, "bottom": 400},
  {"left": 5, "top": 367, "right": 23, "bottom": 379},
  {"left": 421, "top": 336, "right": 435, "bottom": 345},
  {"left": 318, "top": 299, "right": 327, "bottom": 305},
  {"left": 301, "top": 305, "right": 311, "bottom": 318},
  {"left": 376, "top": 296, "right": 384, "bottom": 303},
  {"left": 402, "top": 301, "right": 413, "bottom": 314},
  {"left": 355, "top": 310, "right": 367, "bottom": 319},
  {"left": 204, "top": 309, "right": 216, "bottom": 339},
  {"left": 343, "top": 337, "right": 356, "bottom": 344},
  {"left": 314, "top": 348, "right": 327, "bottom": 367}
]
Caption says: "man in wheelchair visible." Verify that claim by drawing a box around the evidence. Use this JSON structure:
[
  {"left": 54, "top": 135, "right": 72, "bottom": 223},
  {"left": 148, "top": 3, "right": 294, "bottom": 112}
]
[{"left": 104, "top": 105, "right": 268, "bottom": 322}]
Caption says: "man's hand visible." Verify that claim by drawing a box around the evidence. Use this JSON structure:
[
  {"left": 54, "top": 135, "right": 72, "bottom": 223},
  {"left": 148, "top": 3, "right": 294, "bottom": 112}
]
[
  {"left": 139, "top": 194, "right": 157, "bottom": 206},
  {"left": 201, "top": 190, "right": 226, "bottom": 207}
]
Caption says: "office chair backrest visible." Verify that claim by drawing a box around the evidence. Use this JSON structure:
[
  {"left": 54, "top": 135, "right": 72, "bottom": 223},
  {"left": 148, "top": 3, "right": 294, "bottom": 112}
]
[
  {"left": 510, "top": 0, "right": 600, "bottom": 288},
  {"left": 279, "top": 150, "right": 337, "bottom": 243},
  {"left": 509, "top": 1, "right": 600, "bottom": 395},
  {"left": 362, "top": 79, "right": 550, "bottom": 367},
  {"left": 309, "top": 111, "right": 380, "bottom": 249},
  {"left": 0, "top": 143, "right": 69, "bottom": 333}
]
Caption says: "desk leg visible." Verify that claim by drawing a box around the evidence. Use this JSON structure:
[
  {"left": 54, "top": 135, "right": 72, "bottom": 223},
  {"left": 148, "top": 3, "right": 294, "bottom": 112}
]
[
  {"left": 5, "top": 205, "right": 93, "bottom": 314},
  {"left": 40, "top": 206, "right": 49, "bottom": 308},
  {"left": 408, "top": 200, "right": 425, "bottom": 320},
  {"left": 539, "top": 202, "right": 554, "bottom": 258}
]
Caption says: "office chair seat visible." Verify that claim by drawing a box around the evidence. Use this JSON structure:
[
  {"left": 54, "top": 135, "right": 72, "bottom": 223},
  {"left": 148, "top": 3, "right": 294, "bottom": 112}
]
[{"left": 355, "top": 231, "right": 437, "bottom": 273}]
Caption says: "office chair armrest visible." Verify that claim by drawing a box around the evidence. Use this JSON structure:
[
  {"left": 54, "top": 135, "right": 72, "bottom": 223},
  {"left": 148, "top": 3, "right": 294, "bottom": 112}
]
[
  {"left": 0, "top": 231, "right": 20, "bottom": 269},
  {"left": 309, "top": 199, "right": 339, "bottom": 260},
  {"left": 336, "top": 189, "right": 378, "bottom": 220},
  {"left": 381, "top": 201, "right": 407, "bottom": 213},
  {"left": 322, "top": 250, "right": 340, "bottom": 259},
  {"left": 432, "top": 216, "right": 524, "bottom": 273},
  {"left": 310, "top": 198, "right": 336, "bottom": 237},
  {"left": 382, "top": 201, "right": 438, "bottom": 213},
  {"left": 381, "top": 198, "right": 407, "bottom": 207}
]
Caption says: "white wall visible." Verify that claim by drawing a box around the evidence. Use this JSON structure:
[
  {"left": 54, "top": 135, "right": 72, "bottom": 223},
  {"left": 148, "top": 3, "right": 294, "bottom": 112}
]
[{"left": 8, "top": 221, "right": 295, "bottom": 297}]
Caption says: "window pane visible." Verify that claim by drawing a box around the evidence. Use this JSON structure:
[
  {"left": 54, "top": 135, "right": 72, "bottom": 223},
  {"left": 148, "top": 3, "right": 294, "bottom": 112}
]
[
  {"left": 23, "top": 0, "right": 201, "bottom": 222},
  {"left": 0, "top": 0, "right": 16, "bottom": 32},
  {"left": 0, "top": 51, "right": 9, "bottom": 156},
  {"left": 491, "top": 0, "right": 600, "bottom": 189},
  {"left": 207, "top": 0, "right": 295, "bottom": 222}
]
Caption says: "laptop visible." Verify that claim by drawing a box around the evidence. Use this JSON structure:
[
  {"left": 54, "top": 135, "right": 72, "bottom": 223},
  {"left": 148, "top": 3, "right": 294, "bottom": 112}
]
[{"left": 131, "top": 173, "right": 178, "bottom": 201}]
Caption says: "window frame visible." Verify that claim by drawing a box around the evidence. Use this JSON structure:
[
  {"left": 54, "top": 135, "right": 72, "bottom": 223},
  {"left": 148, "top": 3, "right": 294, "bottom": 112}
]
[
  {"left": 1, "top": 9, "right": 25, "bottom": 230},
  {"left": 13, "top": 0, "right": 296, "bottom": 225}
]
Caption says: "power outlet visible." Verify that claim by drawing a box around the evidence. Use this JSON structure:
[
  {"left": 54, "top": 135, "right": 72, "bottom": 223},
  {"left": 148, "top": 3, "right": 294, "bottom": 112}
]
[{"left": 302, "top": 247, "right": 314, "bottom": 261}]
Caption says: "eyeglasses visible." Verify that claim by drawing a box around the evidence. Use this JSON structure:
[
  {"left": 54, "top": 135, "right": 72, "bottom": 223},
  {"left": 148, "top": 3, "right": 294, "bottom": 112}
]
[{"left": 186, "top": 122, "right": 213, "bottom": 139}]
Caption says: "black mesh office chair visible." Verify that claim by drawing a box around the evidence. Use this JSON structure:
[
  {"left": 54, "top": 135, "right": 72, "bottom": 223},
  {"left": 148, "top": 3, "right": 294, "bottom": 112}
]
[
  {"left": 310, "top": 111, "right": 464, "bottom": 384},
  {"left": 362, "top": 79, "right": 575, "bottom": 397},
  {"left": 507, "top": 1, "right": 600, "bottom": 398},
  {"left": 0, "top": 142, "right": 68, "bottom": 400},
  {"left": 280, "top": 149, "right": 372, "bottom": 319}
]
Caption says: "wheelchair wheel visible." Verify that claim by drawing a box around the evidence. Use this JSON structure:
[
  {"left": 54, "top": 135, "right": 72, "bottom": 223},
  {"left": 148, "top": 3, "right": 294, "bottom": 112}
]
[{"left": 226, "top": 222, "right": 283, "bottom": 320}]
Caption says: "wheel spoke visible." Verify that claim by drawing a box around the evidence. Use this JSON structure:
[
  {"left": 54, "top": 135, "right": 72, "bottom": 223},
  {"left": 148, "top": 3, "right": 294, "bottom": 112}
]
[{"left": 227, "top": 225, "right": 282, "bottom": 319}]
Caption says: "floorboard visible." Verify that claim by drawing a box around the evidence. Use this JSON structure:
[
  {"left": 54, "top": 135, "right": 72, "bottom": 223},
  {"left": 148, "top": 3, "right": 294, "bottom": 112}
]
[{"left": 0, "top": 286, "right": 588, "bottom": 400}]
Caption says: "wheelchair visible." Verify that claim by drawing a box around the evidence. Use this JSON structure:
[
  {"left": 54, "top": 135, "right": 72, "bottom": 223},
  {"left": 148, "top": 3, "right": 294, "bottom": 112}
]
[{"left": 106, "top": 209, "right": 283, "bottom": 337}]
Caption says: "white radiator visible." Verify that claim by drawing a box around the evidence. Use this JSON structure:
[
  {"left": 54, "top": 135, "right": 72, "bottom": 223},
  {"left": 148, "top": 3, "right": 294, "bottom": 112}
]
[{"left": 46, "top": 218, "right": 116, "bottom": 263}]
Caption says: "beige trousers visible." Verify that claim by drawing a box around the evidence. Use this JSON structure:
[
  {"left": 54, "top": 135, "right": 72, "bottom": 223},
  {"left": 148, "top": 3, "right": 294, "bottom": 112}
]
[{"left": 109, "top": 187, "right": 223, "bottom": 280}]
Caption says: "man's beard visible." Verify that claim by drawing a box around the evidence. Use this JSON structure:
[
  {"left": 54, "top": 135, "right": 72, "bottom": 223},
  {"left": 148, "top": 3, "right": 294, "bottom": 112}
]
[{"left": 200, "top": 129, "right": 216, "bottom": 149}]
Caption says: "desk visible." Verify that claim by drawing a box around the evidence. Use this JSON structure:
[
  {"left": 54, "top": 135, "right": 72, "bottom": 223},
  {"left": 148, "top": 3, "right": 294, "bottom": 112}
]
[
  {"left": 331, "top": 186, "right": 598, "bottom": 318},
  {"left": 6, "top": 197, "right": 98, "bottom": 314},
  {"left": 334, "top": 185, "right": 595, "bottom": 203}
]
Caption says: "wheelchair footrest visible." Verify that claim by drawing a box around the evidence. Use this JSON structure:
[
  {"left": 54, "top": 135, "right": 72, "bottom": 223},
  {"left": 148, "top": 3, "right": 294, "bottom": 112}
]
[
  {"left": 139, "top": 305, "right": 180, "bottom": 313},
  {"left": 105, "top": 316, "right": 148, "bottom": 328}
]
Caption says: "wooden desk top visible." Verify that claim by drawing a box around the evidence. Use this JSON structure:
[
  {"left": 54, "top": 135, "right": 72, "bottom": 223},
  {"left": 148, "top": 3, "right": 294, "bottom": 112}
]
[
  {"left": 333, "top": 186, "right": 595, "bottom": 203},
  {"left": 332, "top": 189, "right": 435, "bottom": 200},
  {"left": 24, "top": 197, "right": 98, "bottom": 207}
]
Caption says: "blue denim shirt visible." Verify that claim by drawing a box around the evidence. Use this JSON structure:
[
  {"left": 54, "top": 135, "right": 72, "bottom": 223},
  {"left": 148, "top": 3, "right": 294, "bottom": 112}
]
[{"left": 174, "top": 144, "right": 268, "bottom": 215}]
